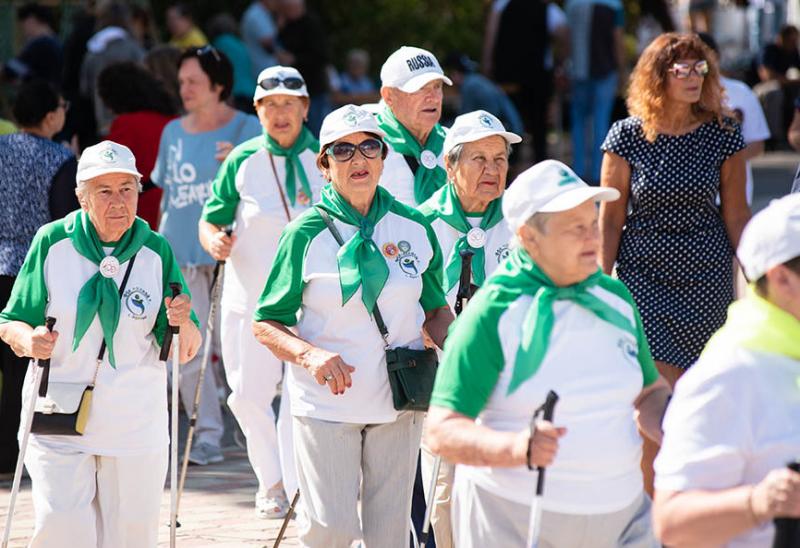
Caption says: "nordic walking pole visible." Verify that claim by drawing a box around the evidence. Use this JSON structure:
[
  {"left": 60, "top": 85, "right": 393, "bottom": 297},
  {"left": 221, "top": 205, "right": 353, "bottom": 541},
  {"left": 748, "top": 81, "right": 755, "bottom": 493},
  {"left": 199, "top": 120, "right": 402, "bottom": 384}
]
[
  {"left": 419, "top": 249, "right": 474, "bottom": 548},
  {"left": 175, "top": 228, "right": 231, "bottom": 525},
  {"left": 161, "top": 283, "right": 182, "bottom": 548},
  {"left": 772, "top": 461, "right": 800, "bottom": 547},
  {"left": 272, "top": 488, "right": 300, "bottom": 548},
  {"left": 527, "top": 390, "right": 559, "bottom": 548},
  {"left": 2, "top": 316, "right": 56, "bottom": 548}
]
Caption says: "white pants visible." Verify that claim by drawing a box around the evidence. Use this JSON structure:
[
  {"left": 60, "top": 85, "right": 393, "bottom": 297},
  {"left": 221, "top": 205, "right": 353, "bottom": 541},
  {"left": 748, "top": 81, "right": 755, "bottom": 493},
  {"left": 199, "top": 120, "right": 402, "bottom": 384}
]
[
  {"left": 293, "top": 411, "right": 423, "bottom": 548},
  {"left": 221, "top": 306, "right": 293, "bottom": 493},
  {"left": 24, "top": 444, "right": 168, "bottom": 548},
  {"left": 452, "top": 474, "right": 658, "bottom": 548},
  {"left": 168, "top": 265, "right": 224, "bottom": 447}
]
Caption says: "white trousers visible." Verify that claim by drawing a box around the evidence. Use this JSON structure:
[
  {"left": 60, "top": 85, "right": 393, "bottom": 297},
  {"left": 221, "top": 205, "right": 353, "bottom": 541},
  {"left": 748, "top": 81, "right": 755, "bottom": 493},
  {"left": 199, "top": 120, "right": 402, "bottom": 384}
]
[
  {"left": 24, "top": 444, "right": 168, "bottom": 548},
  {"left": 220, "top": 306, "right": 294, "bottom": 493},
  {"left": 168, "top": 265, "right": 224, "bottom": 447},
  {"left": 292, "top": 411, "right": 423, "bottom": 548}
]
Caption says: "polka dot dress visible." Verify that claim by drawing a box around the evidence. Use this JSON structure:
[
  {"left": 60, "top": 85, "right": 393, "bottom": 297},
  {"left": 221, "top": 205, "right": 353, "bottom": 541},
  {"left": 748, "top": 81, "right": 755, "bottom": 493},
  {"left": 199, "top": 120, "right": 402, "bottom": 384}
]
[{"left": 601, "top": 116, "right": 746, "bottom": 369}]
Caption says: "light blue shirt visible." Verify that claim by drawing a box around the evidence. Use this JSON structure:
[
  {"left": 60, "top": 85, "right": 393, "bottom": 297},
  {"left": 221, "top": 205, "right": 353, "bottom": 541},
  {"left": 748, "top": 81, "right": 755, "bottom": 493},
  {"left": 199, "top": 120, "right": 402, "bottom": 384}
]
[
  {"left": 241, "top": 1, "right": 277, "bottom": 79},
  {"left": 151, "top": 111, "right": 262, "bottom": 267}
]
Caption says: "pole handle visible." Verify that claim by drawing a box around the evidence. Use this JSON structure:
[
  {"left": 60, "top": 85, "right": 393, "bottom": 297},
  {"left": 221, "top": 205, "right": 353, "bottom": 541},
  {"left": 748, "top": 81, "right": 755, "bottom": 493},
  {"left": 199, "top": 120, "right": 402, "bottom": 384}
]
[
  {"left": 159, "top": 283, "right": 182, "bottom": 361},
  {"left": 454, "top": 249, "right": 475, "bottom": 316},
  {"left": 217, "top": 227, "right": 233, "bottom": 266},
  {"left": 37, "top": 317, "right": 57, "bottom": 397},
  {"left": 541, "top": 390, "right": 559, "bottom": 422}
]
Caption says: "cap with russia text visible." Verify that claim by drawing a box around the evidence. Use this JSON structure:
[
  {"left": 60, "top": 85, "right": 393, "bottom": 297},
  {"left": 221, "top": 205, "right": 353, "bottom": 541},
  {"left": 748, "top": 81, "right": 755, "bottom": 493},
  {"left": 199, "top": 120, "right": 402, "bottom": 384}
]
[{"left": 380, "top": 46, "right": 453, "bottom": 93}]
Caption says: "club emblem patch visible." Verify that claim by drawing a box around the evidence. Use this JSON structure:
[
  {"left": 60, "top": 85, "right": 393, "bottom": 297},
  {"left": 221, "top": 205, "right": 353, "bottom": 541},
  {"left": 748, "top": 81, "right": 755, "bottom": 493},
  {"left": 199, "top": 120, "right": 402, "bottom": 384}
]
[
  {"left": 124, "top": 287, "right": 152, "bottom": 320},
  {"left": 495, "top": 244, "right": 510, "bottom": 262},
  {"left": 383, "top": 242, "right": 399, "bottom": 258},
  {"left": 395, "top": 240, "right": 420, "bottom": 278}
]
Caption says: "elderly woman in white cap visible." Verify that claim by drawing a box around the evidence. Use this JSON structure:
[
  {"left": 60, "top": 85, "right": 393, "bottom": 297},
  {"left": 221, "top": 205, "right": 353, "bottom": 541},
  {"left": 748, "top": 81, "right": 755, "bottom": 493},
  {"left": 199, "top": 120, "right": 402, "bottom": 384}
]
[
  {"left": 198, "top": 65, "right": 325, "bottom": 518},
  {"left": 0, "top": 140, "right": 201, "bottom": 547},
  {"left": 252, "top": 104, "right": 453, "bottom": 547},
  {"left": 425, "top": 160, "right": 671, "bottom": 548},
  {"left": 416, "top": 108, "right": 520, "bottom": 547},
  {"left": 376, "top": 45, "right": 453, "bottom": 207}
]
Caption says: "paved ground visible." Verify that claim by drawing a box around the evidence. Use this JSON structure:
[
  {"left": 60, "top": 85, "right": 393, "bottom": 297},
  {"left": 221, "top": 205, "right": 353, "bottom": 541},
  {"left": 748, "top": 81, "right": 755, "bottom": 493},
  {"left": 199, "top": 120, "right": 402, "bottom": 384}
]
[{"left": 1, "top": 150, "right": 797, "bottom": 547}]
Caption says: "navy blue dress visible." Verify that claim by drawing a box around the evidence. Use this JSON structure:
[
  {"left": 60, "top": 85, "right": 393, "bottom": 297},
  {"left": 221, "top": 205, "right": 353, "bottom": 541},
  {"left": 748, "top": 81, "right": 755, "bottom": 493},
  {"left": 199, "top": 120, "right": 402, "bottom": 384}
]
[{"left": 601, "top": 116, "right": 745, "bottom": 369}]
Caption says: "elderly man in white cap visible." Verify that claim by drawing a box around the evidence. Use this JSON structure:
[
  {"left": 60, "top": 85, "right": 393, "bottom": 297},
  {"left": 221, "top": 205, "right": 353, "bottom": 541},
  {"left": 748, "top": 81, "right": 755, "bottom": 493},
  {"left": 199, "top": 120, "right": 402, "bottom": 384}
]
[
  {"left": 425, "top": 159, "right": 670, "bottom": 548},
  {"left": 653, "top": 193, "right": 800, "bottom": 548},
  {"left": 199, "top": 64, "right": 326, "bottom": 518},
  {"left": 417, "top": 109, "right": 520, "bottom": 547},
  {"left": 376, "top": 45, "right": 453, "bottom": 207},
  {"left": 0, "top": 140, "right": 201, "bottom": 546}
]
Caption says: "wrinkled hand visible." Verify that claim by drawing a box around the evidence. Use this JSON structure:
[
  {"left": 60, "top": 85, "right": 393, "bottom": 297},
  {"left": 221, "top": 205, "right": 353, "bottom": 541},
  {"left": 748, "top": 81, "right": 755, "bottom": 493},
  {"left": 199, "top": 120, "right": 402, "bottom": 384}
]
[
  {"left": 298, "top": 347, "right": 355, "bottom": 396},
  {"left": 215, "top": 141, "right": 234, "bottom": 162},
  {"left": 28, "top": 324, "right": 58, "bottom": 360},
  {"left": 751, "top": 468, "right": 800, "bottom": 522},
  {"left": 208, "top": 230, "right": 235, "bottom": 261},
  {"left": 515, "top": 420, "right": 567, "bottom": 468},
  {"left": 165, "top": 294, "right": 192, "bottom": 327}
]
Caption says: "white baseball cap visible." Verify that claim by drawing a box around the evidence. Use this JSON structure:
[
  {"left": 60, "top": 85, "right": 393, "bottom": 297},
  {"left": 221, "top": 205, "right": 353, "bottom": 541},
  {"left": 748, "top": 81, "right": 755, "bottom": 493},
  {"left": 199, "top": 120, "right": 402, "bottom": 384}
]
[
  {"left": 738, "top": 193, "right": 800, "bottom": 281},
  {"left": 319, "top": 104, "right": 387, "bottom": 149},
  {"left": 380, "top": 46, "right": 452, "bottom": 93},
  {"left": 443, "top": 110, "right": 521, "bottom": 156},
  {"left": 503, "top": 160, "right": 620, "bottom": 231},
  {"left": 77, "top": 140, "right": 142, "bottom": 183},
  {"left": 253, "top": 65, "right": 309, "bottom": 101}
]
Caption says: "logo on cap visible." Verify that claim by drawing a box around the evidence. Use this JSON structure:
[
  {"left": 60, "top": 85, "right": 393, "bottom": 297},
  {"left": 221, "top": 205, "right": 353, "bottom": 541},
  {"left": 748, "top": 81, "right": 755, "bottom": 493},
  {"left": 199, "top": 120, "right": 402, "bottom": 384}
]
[
  {"left": 479, "top": 114, "right": 494, "bottom": 128},
  {"left": 343, "top": 105, "right": 368, "bottom": 127},
  {"left": 406, "top": 54, "right": 435, "bottom": 72},
  {"left": 557, "top": 168, "right": 579, "bottom": 186},
  {"left": 101, "top": 148, "right": 117, "bottom": 163}
]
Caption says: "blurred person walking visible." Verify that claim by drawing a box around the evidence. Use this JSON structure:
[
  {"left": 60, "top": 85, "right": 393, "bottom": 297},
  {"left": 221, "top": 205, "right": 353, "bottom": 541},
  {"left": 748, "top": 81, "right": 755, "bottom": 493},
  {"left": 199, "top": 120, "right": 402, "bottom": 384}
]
[
  {"left": 151, "top": 47, "right": 261, "bottom": 467},
  {"left": 166, "top": 3, "right": 208, "bottom": 50},
  {"left": 97, "top": 62, "right": 179, "bottom": 230},
  {"left": 2, "top": 3, "right": 62, "bottom": 86},
  {"left": 0, "top": 80, "right": 78, "bottom": 476},
  {"left": 600, "top": 33, "right": 750, "bottom": 495},
  {"left": 241, "top": 0, "right": 278, "bottom": 80},
  {"left": 199, "top": 65, "right": 325, "bottom": 517},
  {"left": 207, "top": 13, "right": 257, "bottom": 113}
]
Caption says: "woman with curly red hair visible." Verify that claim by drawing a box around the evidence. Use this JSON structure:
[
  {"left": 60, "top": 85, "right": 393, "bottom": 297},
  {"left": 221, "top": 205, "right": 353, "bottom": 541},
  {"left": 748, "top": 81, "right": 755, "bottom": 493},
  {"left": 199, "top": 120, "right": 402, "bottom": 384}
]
[{"left": 599, "top": 32, "right": 751, "bottom": 495}]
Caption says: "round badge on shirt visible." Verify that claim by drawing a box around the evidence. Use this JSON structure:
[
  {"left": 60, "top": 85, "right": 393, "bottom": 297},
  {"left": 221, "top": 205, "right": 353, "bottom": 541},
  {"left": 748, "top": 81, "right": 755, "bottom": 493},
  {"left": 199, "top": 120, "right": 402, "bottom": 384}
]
[
  {"left": 420, "top": 150, "right": 437, "bottom": 170},
  {"left": 99, "top": 256, "right": 120, "bottom": 278},
  {"left": 466, "top": 227, "right": 486, "bottom": 249}
]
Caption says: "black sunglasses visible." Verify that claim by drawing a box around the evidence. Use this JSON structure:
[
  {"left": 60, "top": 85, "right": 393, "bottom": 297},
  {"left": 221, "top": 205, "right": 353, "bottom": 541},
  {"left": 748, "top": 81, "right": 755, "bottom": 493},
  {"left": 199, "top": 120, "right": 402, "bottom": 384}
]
[
  {"left": 326, "top": 138, "right": 384, "bottom": 162},
  {"left": 196, "top": 45, "right": 221, "bottom": 62},
  {"left": 258, "top": 76, "right": 306, "bottom": 91}
]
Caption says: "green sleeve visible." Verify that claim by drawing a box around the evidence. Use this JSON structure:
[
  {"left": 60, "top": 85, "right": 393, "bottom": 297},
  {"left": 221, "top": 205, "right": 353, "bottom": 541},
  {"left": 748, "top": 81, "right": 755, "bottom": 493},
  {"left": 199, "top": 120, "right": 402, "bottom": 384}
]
[
  {"left": 430, "top": 287, "right": 507, "bottom": 418},
  {"left": 0, "top": 223, "right": 61, "bottom": 326},
  {"left": 253, "top": 210, "right": 325, "bottom": 326},
  {"left": 419, "top": 215, "right": 447, "bottom": 312},
  {"left": 146, "top": 234, "right": 200, "bottom": 347},
  {"left": 201, "top": 137, "right": 261, "bottom": 226}
]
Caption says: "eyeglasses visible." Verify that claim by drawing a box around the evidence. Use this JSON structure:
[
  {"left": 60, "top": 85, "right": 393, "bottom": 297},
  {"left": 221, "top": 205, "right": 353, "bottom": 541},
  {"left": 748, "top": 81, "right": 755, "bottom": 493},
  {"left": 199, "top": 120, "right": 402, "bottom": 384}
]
[
  {"left": 668, "top": 60, "right": 709, "bottom": 79},
  {"left": 326, "top": 138, "right": 384, "bottom": 162},
  {"left": 258, "top": 76, "right": 306, "bottom": 91},
  {"left": 196, "top": 45, "right": 221, "bottom": 62},
  {"left": 58, "top": 100, "right": 70, "bottom": 111}
]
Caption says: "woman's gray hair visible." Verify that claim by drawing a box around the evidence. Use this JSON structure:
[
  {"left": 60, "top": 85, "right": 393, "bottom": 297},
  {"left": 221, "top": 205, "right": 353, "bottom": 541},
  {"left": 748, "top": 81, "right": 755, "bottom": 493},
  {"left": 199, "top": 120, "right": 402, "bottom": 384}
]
[
  {"left": 75, "top": 177, "right": 143, "bottom": 199},
  {"left": 445, "top": 141, "right": 513, "bottom": 169}
]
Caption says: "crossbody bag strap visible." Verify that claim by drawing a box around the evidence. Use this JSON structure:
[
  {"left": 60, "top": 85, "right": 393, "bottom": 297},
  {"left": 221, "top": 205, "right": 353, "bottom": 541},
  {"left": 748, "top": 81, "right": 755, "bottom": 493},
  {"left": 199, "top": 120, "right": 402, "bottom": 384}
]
[
  {"left": 314, "top": 206, "right": 390, "bottom": 343},
  {"left": 91, "top": 252, "right": 137, "bottom": 385},
  {"left": 268, "top": 153, "right": 293, "bottom": 223},
  {"left": 402, "top": 154, "right": 419, "bottom": 175}
]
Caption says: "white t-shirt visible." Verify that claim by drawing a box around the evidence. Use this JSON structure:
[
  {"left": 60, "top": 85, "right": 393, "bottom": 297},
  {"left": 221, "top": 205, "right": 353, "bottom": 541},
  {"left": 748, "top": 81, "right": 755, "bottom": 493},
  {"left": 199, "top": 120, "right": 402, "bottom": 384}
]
[
  {"left": 202, "top": 136, "right": 326, "bottom": 315},
  {"left": 252, "top": 200, "right": 447, "bottom": 424},
  {"left": 0, "top": 216, "right": 190, "bottom": 456},
  {"left": 432, "top": 266, "right": 658, "bottom": 514},
  {"left": 380, "top": 147, "right": 447, "bottom": 208},
  {"left": 721, "top": 76, "right": 770, "bottom": 204},
  {"left": 655, "top": 345, "right": 800, "bottom": 548}
]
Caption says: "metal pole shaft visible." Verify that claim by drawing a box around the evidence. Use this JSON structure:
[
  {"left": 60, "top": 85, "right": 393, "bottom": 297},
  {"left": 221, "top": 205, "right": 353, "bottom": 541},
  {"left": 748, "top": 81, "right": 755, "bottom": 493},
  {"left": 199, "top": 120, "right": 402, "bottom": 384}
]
[{"left": 170, "top": 332, "right": 180, "bottom": 548}]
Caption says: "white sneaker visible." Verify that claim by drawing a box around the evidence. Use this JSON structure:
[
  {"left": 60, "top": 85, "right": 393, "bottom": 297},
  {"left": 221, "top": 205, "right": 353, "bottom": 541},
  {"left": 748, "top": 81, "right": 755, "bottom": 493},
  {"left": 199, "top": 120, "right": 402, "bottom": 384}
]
[{"left": 255, "top": 488, "right": 289, "bottom": 519}]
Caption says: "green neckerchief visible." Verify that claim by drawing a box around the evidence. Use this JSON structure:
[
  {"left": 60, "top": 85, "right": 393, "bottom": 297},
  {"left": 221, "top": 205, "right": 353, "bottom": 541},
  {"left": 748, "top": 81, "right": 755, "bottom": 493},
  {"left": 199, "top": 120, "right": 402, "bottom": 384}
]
[
  {"left": 376, "top": 106, "right": 447, "bottom": 204},
  {"left": 489, "top": 247, "right": 639, "bottom": 394},
  {"left": 429, "top": 183, "right": 504, "bottom": 291},
  {"left": 263, "top": 126, "right": 319, "bottom": 207},
  {"left": 316, "top": 184, "right": 394, "bottom": 312},
  {"left": 66, "top": 210, "right": 151, "bottom": 367},
  {"left": 704, "top": 287, "right": 800, "bottom": 360}
]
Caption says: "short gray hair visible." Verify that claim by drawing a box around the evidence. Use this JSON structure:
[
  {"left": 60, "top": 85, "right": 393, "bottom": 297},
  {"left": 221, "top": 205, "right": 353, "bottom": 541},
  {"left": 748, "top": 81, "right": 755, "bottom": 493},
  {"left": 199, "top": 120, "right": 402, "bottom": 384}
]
[
  {"left": 525, "top": 211, "right": 556, "bottom": 234},
  {"left": 445, "top": 141, "right": 513, "bottom": 169},
  {"left": 75, "top": 177, "right": 143, "bottom": 199}
]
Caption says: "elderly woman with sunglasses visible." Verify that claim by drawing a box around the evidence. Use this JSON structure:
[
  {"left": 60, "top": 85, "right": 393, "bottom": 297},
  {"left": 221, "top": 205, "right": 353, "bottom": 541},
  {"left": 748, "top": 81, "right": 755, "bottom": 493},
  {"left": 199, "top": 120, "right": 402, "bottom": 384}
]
[
  {"left": 198, "top": 65, "right": 325, "bottom": 519},
  {"left": 252, "top": 104, "right": 453, "bottom": 548},
  {"left": 599, "top": 32, "right": 750, "bottom": 495}
]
